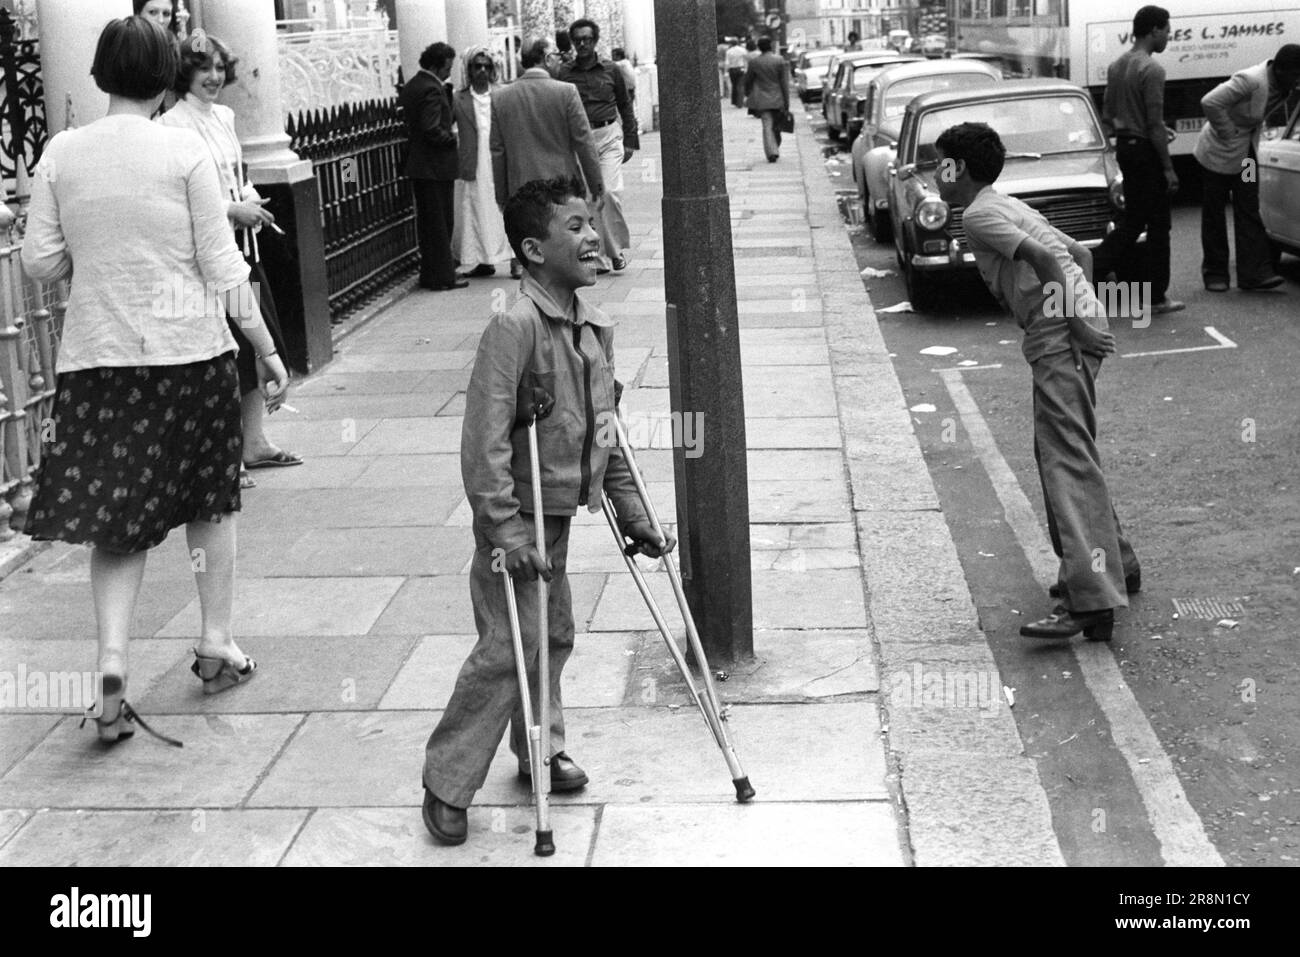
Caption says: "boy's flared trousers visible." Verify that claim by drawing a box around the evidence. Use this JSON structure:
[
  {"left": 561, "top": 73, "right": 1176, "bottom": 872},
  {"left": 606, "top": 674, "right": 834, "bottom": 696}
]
[
  {"left": 1031, "top": 350, "right": 1140, "bottom": 612},
  {"left": 423, "top": 514, "right": 575, "bottom": 809}
]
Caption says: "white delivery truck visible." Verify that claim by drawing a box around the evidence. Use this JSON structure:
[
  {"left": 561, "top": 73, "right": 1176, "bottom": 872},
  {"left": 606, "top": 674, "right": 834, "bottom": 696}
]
[{"left": 954, "top": 0, "right": 1300, "bottom": 156}]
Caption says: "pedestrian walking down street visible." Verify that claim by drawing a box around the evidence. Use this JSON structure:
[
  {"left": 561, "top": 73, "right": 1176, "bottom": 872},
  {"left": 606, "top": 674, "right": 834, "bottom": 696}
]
[
  {"left": 159, "top": 33, "right": 302, "bottom": 490},
  {"left": 558, "top": 18, "right": 638, "bottom": 274},
  {"left": 745, "top": 37, "right": 791, "bottom": 163},
  {"left": 1193, "top": 44, "right": 1300, "bottom": 292},
  {"left": 420, "top": 177, "right": 672, "bottom": 847},
  {"left": 726, "top": 37, "right": 748, "bottom": 108},
  {"left": 20, "top": 17, "right": 287, "bottom": 743},
  {"left": 611, "top": 47, "right": 638, "bottom": 108},
  {"left": 1090, "top": 5, "right": 1184, "bottom": 316},
  {"left": 489, "top": 37, "right": 604, "bottom": 281},
  {"left": 935, "top": 123, "right": 1141, "bottom": 642},
  {"left": 399, "top": 41, "right": 466, "bottom": 291},
  {"left": 451, "top": 45, "right": 511, "bottom": 278}
]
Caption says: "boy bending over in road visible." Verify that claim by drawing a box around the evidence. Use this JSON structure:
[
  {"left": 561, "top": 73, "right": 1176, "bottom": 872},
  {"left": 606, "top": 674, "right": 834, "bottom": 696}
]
[
  {"left": 934, "top": 122, "right": 1141, "bottom": 641},
  {"left": 422, "top": 176, "right": 673, "bottom": 845}
]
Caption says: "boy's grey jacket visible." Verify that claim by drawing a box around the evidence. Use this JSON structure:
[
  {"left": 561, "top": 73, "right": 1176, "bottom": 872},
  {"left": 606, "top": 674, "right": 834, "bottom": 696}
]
[
  {"left": 462, "top": 272, "right": 648, "bottom": 554},
  {"left": 1195, "top": 61, "right": 1283, "bottom": 174}
]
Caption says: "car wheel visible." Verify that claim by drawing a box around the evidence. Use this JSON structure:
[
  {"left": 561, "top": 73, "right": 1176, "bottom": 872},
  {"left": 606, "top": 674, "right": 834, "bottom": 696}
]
[
  {"left": 867, "top": 193, "right": 892, "bottom": 244},
  {"left": 902, "top": 253, "right": 937, "bottom": 312}
]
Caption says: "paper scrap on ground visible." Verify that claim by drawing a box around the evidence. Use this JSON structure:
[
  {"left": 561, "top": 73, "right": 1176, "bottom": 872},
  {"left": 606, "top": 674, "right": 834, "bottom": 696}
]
[
  {"left": 1217, "top": 619, "right": 1239, "bottom": 629},
  {"left": 860, "top": 266, "right": 895, "bottom": 278},
  {"left": 878, "top": 302, "right": 913, "bottom": 314},
  {"left": 958, "top": 359, "right": 979, "bottom": 366},
  {"left": 1003, "top": 686, "right": 1015, "bottom": 708},
  {"left": 909, "top": 403, "right": 937, "bottom": 413},
  {"left": 919, "top": 345, "right": 958, "bottom": 356},
  {"left": 998, "top": 339, "right": 1015, "bottom": 345}
]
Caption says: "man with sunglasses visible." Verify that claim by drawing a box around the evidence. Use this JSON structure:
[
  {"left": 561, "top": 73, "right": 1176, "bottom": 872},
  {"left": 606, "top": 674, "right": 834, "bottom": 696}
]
[{"left": 557, "top": 18, "right": 638, "bottom": 273}]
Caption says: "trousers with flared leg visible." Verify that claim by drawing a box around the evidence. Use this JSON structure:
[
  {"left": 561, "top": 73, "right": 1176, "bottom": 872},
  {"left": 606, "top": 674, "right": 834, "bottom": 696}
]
[{"left": 423, "top": 514, "right": 574, "bottom": 809}]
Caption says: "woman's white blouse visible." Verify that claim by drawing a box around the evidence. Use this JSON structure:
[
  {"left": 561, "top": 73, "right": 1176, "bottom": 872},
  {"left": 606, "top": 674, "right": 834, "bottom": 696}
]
[{"left": 21, "top": 114, "right": 249, "bottom": 372}]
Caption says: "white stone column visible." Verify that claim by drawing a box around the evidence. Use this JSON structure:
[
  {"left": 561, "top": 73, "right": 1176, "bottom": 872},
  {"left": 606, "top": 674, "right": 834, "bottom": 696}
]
[
  {"left": 520, "top": 0, "right": 554, "bottom": 43},
  {"left": 36, "top": 0, "right": 132, "bottom": 136},
  {"left": 621, "top": 0, "right": 653, "bottom": 64},
  {"left": 446, "top": 0, "right": 488, "bottom": 59},
  {"left": 201, "top": 0, "right": 302, "bottom": 171},
  {"left": 582, "top": 0, "right": 614, "bottom": 56},
  {"left": 396, "top": 0, "right": 449, "bottom": 83}
]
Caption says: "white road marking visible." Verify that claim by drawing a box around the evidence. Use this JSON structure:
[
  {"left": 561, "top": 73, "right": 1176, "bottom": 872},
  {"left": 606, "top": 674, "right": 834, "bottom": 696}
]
[
  {"left": 1122, "top": 326, "right": 1237, "bottom": 359},
  {"left": 938, "top": 367, "right": 1225, "bottom": 867},
  {"left": 930, "top": 363, "right": 1004, "bottom": 372}
]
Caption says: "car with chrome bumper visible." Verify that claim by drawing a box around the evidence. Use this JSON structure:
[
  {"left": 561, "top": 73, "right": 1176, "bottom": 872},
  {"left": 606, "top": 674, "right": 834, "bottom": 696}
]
[
  {"left": 823, "top": 51, "right": 923, "bottom": 142},
  {"left": 888, "top": 79, "right": 1126, "bottom": 310},
  {"left": 850, "top": 58, "right": 1002, "bottom": 241},
  {"left": 794, "top": 48, "right": 841, "bottom": 103}
]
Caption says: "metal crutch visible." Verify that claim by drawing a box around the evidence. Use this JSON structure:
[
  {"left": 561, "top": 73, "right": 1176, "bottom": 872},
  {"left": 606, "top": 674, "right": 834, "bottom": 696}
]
[
  {"left": 500, "top": 558, "right": 551, "bottom": 856},
  {"left": 526, "top": 414, "right": 555, "bottom": 856},
  {"left": 603, "top": 419, "right": 755, "bottom": 803}
]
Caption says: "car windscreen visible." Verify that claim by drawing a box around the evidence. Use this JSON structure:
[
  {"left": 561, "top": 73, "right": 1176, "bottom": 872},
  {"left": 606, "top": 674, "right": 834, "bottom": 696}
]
[
  {"left": 882, "top": 74, "right": 999, "bottom": 119},
  {"left": 912, "top": 95, "right": 1104, "bottom": 164}
]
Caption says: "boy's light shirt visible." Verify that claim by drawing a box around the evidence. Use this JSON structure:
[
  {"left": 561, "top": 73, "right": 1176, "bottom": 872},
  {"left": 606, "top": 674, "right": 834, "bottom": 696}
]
[{"left": 962, "top": 185, "right": 1109, "bottom": 364}]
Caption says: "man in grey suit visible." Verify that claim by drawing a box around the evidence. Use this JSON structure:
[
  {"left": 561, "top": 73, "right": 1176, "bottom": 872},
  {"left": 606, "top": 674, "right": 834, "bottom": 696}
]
[
  {"left": 744, "top": 37, "right": 790, "bottom": 163},
  {"left": 491, "top": 37, "right": 605, "bottom": 277}
]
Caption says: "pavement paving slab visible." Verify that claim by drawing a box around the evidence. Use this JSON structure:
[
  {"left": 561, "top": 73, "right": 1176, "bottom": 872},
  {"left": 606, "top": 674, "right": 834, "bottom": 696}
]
[
  {"left": 0, "top": 714, "right": 304, "bottom": 808},
  {"left": 282, "top": 806, "right": 597, "bottom": 867},
  {"left": 157, "top": 577, "right": 406, "bottom": 638},
  {"left": 0, "top": 715, "right": 60, "bottom": 775},
  {"left": 0, "top": 809, "right": 308, "bottom": 867},
  {"left": 590, "top": 803, "right": 904, "bottom": 867}
]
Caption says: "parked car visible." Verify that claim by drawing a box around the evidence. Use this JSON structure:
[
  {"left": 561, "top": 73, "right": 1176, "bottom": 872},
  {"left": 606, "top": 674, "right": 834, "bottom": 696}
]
[
  {"left": 793, "top": 48, "right": 842, "bottom": 102},
  {"left": 921, "top": 34, "right": 948, "bottom": 57},
  {"left": 1259, "top": 112, "right": 1300, "bottom": 257},
  {"left": 888, "top": 79, "right": 1126, "bottom": 310},
  {"left": 818, "top": 49, "right": 901, "bottom": 111},
  {"left": 823, "top": 51, "right": 923, "bottom": 142},
  {"left": 850, "top": 59, "right": 1002, "bottom": 241}
]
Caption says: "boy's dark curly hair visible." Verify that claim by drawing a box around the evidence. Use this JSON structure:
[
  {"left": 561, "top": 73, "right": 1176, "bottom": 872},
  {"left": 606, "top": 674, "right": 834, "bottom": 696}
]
[
  {"left": 935, "top": 122, "right": 1006, "bottom": 184},
  {"left": 504, "top": 176, "right": 589, "bottom": 267}
]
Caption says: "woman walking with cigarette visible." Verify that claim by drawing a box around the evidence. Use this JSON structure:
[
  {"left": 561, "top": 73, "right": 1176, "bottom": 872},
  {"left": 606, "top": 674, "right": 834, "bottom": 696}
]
[{"left": 21, "top": 17, "right": 288, "bottom": 742}]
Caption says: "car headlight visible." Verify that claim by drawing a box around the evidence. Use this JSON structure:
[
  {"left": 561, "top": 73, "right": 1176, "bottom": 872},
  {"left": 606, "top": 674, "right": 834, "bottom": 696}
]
[
  {"left": 1109, "top": 174, "right": 1125, "bottom": 211},
  {"left": 916, "top": 196, "right": 950, "bottom": 231}
]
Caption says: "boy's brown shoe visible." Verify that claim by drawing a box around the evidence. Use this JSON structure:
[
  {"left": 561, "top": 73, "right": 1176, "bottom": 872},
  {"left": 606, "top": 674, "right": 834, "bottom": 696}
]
[
  {"left": 423, "top": 788, "right": 467, "bottom": 845},
  {"left": 518, "top": 751, "right": 589, "bottom": 792}
]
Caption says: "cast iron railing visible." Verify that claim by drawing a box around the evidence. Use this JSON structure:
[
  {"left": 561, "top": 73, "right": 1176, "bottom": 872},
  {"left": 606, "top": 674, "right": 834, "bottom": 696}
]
[{"left": 288, "top": 96, "right": 417, "bottom": 322}]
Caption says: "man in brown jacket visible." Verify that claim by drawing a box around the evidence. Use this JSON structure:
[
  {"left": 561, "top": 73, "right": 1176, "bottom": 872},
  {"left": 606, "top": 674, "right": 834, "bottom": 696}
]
[{"left": 744, "top": 36, "right": 791, "bottom": 162}]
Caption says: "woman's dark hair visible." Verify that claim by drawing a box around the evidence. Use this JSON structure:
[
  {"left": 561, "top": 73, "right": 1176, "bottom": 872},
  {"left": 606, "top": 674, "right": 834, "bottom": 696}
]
[
  {"left": 504, "top": 175, "right": 587, "bottom": 266},
  {"left": 419, "top": 41, "right": 456, "bottom": 71},
  {"left": 132, "top": 0, "right": 179, "bottom": 34},
  {"left": 173, "top": 32, "right": 239, "bottom": 95},
  {"left": 91, "top": 16, "right": 178, "bottom": 100}
]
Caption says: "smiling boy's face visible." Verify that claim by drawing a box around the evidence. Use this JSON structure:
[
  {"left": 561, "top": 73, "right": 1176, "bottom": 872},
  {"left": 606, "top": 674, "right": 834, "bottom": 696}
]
[{"left": 524, "top": 196, "right": 602, "bottom": 287}]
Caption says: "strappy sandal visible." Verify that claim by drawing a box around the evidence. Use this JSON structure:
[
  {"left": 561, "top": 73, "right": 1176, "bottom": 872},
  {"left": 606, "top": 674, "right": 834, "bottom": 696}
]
[
  {"left": 80, "top": 674, "right": 183, "bottom": 748},
  {"left": 191, "top": 651, "right": 258, "bottom": 695}
]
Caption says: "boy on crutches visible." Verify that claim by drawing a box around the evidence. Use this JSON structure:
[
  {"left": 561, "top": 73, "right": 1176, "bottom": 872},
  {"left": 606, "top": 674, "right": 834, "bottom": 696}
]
[{"left": 422, "top": 176, "right": 673, "bottom": 847}]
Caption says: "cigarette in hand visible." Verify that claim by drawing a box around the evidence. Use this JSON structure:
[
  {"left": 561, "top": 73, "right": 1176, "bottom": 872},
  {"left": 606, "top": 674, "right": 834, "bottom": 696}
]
[{"left": 267, "top": 222, "right": 286, "bottom": 236}]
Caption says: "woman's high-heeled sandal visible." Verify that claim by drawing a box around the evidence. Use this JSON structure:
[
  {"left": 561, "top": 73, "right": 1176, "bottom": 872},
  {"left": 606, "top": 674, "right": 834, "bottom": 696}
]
[
  {"left": 191, "top": 651, "right": 257, "bottom": 695},
  {"left": 80, "top": 674, "right": 183, "bottom": 748}
]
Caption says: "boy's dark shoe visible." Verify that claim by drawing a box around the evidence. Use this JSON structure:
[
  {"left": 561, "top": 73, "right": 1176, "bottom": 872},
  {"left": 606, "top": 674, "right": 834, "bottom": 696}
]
[
  {"left": 1049, "top": 569, "right": 1140, "bottom": 600},
  {"left": 518, "top": 751, "right": 589, "bottom": 792},
  {"left": 420, "top": 278, "right": 470, "bottom": 291},
  {"left": 1204, "top": 277, "right": 1229, "bottom": 292},
  {"left": 1020, "top": 607, "right": 1114, "bottom": 642},
  {"left": 422, "top": 788, "right": 468, "bottom": 845}
]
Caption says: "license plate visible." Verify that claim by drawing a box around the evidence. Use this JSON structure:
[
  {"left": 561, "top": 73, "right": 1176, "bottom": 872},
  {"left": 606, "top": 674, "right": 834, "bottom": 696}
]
[{"left": 1175, "top": 117, "right": 1203, "bottom": 133}]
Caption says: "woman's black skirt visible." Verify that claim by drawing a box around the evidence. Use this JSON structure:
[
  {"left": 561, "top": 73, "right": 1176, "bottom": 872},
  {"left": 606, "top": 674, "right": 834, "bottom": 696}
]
[{"left": 25, "top": 352, "right": 243, "bottom": 554}]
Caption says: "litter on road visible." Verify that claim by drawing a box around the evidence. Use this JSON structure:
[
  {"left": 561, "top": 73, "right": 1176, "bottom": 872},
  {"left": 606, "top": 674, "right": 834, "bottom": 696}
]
[
  {"left": 918, "top": 345, "right": 957, "bottom": 356},
  {"left": 877, "top": 302, "right": 914, "bottom": 314}
]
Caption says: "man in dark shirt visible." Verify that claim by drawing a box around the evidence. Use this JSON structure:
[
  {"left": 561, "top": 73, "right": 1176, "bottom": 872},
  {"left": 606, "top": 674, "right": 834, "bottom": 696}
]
[
  {"left": 558, "top": 17, "right": 639, "bottom": 272},
  {"left": 1091, "top": 5, "right": 1184, "bottom": 316}
]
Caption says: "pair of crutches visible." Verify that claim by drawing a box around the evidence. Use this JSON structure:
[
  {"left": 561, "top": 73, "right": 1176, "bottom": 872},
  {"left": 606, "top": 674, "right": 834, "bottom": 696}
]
[{"left": 500, "top": 403, "right": 755, "bottom": 857}]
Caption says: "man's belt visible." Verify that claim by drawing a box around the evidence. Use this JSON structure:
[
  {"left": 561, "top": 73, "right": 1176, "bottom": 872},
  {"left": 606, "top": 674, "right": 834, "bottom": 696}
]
[{"left": 590, "top": 117, "right": 618, "bottom": 129}]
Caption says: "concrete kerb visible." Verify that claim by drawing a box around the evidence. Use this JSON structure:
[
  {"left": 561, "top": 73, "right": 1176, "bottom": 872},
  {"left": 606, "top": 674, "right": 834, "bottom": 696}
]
[{"left": 792, "top": 114, "right": 1065, "bottom": 865}]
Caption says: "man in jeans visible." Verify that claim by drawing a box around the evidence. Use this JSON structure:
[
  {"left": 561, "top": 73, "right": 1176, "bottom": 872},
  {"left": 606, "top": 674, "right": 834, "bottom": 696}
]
[
  {"left": 558, "top": 17, "right": 638, "bottom": 274},
  {"left": 1091, "top": 5, "right": 1184, "bottom": 316},
  {"left": 1194, "top": 44, "right": 1300, "bottom": 292}
]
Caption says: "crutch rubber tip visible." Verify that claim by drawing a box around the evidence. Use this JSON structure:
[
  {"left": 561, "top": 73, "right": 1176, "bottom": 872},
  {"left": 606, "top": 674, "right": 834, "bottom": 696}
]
[
  {"left": 534, "top": 830, "right": 556, "bottom": 857},
  {"left": 733, "top": 777, "right": 756, "bottom": 803}
]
